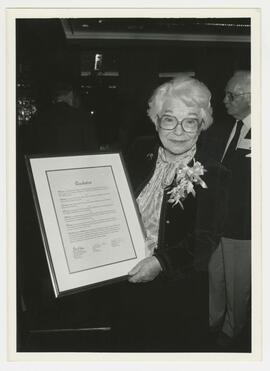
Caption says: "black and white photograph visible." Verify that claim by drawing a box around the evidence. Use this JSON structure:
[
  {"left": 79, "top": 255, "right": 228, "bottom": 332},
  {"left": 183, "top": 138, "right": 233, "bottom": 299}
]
[{"left": 4, "top": 7, "right": 262, "bottom": 361}]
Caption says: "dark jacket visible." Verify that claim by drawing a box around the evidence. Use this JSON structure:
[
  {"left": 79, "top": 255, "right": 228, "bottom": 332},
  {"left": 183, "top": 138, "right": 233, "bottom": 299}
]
[
  {"left": 200, "top": 116, "right": 251, "bottom": 239},
  {"left": 126, "top": 135, "right": 230, "bottom": 278}
]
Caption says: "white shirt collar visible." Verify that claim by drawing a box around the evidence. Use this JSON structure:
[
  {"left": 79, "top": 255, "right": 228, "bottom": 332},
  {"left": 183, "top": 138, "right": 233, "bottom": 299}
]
[
  {"left": 222, "top": 114, "right": 251, "bottom": 161},
  {"left": 240, "top": 114, "right": 251, "bottom": 130}
]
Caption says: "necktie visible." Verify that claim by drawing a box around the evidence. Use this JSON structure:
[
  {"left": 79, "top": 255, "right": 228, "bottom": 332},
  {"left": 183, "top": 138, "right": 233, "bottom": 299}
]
[{"left": 222, "top": 120, "right": 244, "bottom": 165}]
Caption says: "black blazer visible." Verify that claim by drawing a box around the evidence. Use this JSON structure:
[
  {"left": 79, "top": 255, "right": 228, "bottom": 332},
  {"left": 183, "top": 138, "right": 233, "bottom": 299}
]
[
  {"left": 199, "top": 115, "right": 235, "bottom": 161},
  {"left": 125, "top": 135, "right": 230, "bottom": 278},
  {"left": 200, "top": 116, "right": 251, "bottom": 239}
]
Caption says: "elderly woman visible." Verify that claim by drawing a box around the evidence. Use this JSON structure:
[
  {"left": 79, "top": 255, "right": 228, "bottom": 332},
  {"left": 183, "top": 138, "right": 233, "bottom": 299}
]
[{"left": 113, "top": 75, "right": 229, "bottom": 352}]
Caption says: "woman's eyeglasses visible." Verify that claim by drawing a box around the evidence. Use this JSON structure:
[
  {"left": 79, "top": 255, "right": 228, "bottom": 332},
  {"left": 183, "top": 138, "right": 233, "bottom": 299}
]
[
  {"left": 225, "top": 92, "right": 251, "bottom": 102},
  {"left": 157, "top": 115, "right": 202, "bottom": 133}
]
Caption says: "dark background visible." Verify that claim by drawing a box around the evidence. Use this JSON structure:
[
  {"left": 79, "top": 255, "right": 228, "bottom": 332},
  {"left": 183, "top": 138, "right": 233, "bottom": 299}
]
[{"left": 16, "top": 18, "right": 250, "bottom": 352}]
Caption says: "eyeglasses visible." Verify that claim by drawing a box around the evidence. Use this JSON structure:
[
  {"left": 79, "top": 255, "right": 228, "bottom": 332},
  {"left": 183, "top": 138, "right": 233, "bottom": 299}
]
[
  {"left": 157, "top": 114, "right": 202, "bottom": 133},
  {"left": 225, "top": 92, "right": 251, "bottom": 102}
]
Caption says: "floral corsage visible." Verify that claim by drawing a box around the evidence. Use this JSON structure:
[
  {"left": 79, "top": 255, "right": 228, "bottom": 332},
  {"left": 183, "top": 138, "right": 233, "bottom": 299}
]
[{"left": 167, "top": 160, "right": 207, "bottom": 208}]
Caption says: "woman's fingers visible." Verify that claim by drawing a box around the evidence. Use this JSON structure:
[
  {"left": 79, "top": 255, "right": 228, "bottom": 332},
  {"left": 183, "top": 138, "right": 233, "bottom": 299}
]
[
  {"left": 128, "top": 257, "right": 162, "bottom": 283},
  {"left": 128, "top": 263, "right": 146, "bottom": 282},
  {"left": 128, "top": 261, "right": 142, "bottom": 276},
  {"left": 128, "top": 273, "right": 141, "bottom": 283}
]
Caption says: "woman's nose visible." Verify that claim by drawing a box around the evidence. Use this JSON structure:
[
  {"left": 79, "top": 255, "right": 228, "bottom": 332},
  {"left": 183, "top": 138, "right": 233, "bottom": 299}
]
[{"left": 174, "top": 122, "right": 184, "bottom": 135}]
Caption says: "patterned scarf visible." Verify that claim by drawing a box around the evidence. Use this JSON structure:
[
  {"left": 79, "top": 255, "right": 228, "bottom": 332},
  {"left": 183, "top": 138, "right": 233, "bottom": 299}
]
[{"left": 137, "top": 145, "right": 196, "bottom": 256}]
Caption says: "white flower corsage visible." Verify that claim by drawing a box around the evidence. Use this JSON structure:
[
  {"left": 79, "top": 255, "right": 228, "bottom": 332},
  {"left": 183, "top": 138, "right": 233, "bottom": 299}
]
[{"left": 167, "top": 160, "right": 207, "bottom": 208}]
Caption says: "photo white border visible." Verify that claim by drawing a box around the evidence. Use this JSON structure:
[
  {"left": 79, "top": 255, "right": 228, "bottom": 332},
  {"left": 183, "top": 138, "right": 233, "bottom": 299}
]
[{"left": 2, "top": 1, "right": 266, "bottom": 367}]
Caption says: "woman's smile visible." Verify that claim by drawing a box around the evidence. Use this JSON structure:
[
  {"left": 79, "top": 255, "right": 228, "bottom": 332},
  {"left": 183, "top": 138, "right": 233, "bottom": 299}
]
[{"left": 169, "top": 137, "right": 188, "bottom": 142}]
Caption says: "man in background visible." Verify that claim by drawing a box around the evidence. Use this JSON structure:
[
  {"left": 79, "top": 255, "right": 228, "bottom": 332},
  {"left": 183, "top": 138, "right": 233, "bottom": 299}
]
[
  {"left": 32, "top": 81, "right": 99, "bottom": 153},
  {"left": 208, "top": 70, "right": 251, "bottom": 351}
]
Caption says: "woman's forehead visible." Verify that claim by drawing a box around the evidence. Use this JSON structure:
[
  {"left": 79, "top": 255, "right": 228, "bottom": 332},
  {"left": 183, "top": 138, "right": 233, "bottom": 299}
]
[{"left": 161, "top": 98, "right": 200, "bottom": 115}]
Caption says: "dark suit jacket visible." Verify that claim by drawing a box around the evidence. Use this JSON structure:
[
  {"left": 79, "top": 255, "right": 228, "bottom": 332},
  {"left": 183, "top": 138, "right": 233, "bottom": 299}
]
[
  {"left": 200, "top": 116, "right": 251, "bottom": 239},
  {"left": 199, "top": 115, "right": 235, "bottom": 161}
]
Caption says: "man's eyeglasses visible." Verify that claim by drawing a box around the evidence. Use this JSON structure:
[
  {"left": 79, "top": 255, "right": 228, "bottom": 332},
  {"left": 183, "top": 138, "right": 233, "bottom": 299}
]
[
  {"left": 157, "top": 115, "right": 203, "bottom": 133},
  {"left": 225, "top": 92, "right": 251, "bottom": 102}
]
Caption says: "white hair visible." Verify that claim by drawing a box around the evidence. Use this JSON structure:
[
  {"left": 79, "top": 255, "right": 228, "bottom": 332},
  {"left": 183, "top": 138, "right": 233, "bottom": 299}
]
[
  {"left": 147, "top": 75, "right": 213, "bottom": 131},
  {"left": 230, "top": 70, "right": 251, "bottom": 92}
]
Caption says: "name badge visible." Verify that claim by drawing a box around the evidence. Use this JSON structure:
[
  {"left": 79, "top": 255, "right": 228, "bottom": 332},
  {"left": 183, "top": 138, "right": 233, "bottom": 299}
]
[{"left": 237, "top": 138, "right": 251, "bottom": 151}]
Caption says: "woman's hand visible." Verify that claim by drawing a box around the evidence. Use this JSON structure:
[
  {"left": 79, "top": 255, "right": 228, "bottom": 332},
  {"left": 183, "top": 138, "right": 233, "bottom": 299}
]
[{"left": 128, "top": 256, "right": 162, "bottom": 283}]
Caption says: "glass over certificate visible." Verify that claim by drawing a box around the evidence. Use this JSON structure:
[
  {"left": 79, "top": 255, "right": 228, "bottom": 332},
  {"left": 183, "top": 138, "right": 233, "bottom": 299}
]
[{"left": 26, "top": 153, "right": 146, "bottom": 297}]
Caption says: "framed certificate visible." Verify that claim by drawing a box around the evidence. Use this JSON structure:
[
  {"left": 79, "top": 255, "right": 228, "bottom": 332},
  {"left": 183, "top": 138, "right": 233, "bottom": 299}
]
[{"left": 26, "top": 152, "right": 146, "bottom": 298}]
